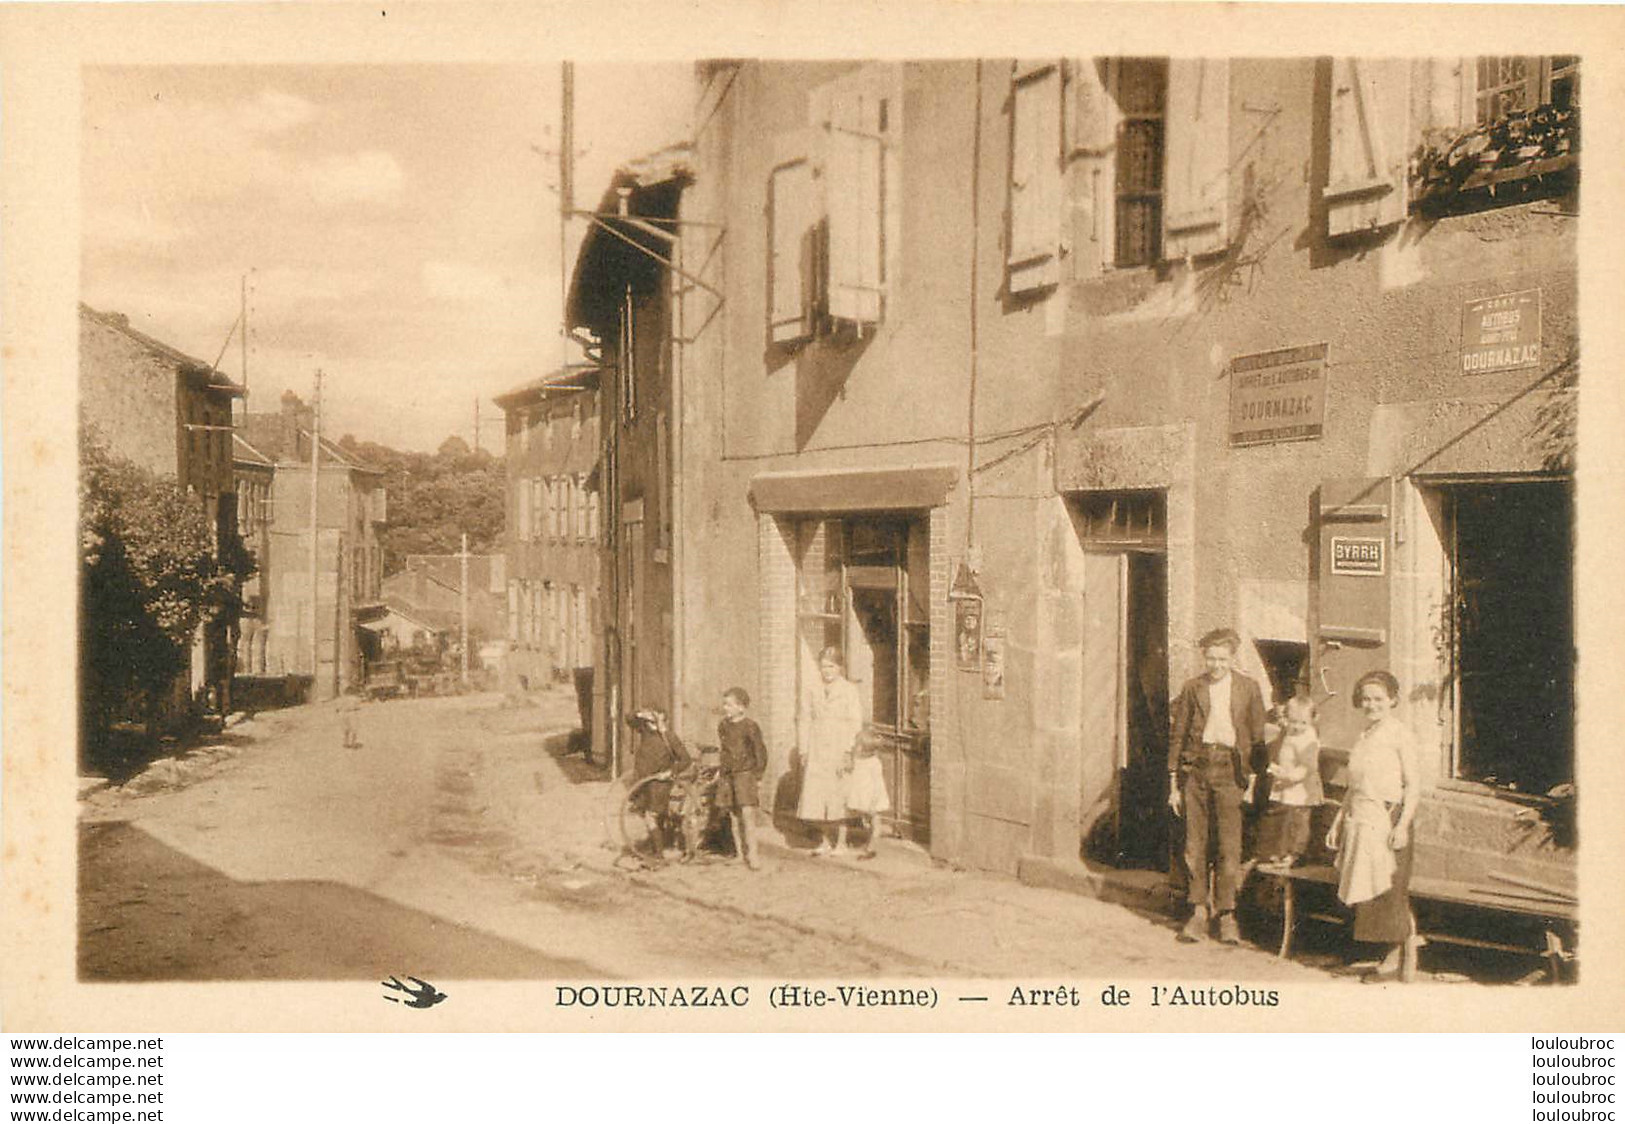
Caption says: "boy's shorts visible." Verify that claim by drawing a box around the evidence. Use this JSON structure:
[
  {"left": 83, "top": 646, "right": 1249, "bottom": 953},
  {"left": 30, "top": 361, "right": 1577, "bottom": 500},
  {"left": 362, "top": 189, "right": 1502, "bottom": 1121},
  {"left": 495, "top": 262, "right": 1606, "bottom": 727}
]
[{"left": 715, "top": 770, "right": 760, "bottom": 810}]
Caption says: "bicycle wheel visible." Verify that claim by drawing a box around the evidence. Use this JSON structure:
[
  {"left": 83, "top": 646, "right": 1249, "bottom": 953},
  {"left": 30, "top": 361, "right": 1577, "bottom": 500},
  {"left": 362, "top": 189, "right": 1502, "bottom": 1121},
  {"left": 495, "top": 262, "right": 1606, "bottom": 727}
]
[{"left": 619, "top": 774, "right": 685, "bottom": 861}]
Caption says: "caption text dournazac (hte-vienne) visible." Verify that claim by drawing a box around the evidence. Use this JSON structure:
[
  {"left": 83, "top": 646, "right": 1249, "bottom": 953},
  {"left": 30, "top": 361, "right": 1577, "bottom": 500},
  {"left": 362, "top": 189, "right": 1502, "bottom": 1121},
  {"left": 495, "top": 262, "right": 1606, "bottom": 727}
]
[{"left": 550, "top": 983, "right": 1282, "bottom": 1011}]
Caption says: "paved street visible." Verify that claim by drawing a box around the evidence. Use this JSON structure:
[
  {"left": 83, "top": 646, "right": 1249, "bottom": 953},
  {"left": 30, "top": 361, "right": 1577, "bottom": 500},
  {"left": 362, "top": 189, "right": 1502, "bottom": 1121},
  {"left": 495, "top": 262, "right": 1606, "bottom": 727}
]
[{"left": 80, "top": 688, "right": 1335, "bottom": 983}]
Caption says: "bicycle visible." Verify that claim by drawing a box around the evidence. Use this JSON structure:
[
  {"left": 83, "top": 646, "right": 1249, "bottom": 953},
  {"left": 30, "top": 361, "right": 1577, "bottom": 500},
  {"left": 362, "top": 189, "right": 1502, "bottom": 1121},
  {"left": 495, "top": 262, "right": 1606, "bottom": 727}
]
[{"left": 617, "top": 749, "right": 725, "bottom": 867}]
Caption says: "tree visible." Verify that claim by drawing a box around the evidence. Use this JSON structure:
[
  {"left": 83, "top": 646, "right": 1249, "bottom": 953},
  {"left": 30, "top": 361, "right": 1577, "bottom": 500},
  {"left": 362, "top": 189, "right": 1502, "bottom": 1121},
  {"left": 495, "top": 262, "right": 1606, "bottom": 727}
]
[{"left": 79, "top": 429, "right": 241, "bottom": 755}]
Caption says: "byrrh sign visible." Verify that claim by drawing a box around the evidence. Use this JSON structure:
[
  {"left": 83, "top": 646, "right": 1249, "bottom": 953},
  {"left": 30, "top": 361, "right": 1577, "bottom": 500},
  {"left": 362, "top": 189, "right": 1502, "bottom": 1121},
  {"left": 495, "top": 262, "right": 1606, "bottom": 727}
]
[
  {"left": 1228, "top": 343, "right": 1328, "bottom": 447},
  {"left": 1461, "top": 289, "right": 1541, "bottom": 375}
]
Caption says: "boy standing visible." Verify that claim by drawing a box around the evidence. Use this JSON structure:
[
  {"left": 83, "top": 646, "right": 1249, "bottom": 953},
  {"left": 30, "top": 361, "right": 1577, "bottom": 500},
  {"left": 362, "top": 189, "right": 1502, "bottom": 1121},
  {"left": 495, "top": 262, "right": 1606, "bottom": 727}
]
[
  {"left": 1168, "top": 628, "right": 1268, "bottom": 944},
  {"left": 718, "top": 687, "right": 767, "bottom": 870}
]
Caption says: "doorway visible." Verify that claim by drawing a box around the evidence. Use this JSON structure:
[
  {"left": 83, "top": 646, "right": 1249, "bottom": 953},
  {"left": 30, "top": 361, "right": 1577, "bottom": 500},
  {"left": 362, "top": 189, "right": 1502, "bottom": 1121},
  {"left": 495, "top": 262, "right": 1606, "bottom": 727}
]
[
  {"left": 1075, "top": 490, "right": 1169, "bottom": 868},
  {"left": 1447, "top": 481, "right": 1574, "bottom": 794}
]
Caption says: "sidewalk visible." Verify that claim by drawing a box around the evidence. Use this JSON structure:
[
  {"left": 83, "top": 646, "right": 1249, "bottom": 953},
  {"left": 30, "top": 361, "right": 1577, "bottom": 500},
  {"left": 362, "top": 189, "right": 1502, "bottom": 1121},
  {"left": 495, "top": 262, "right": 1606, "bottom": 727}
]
[{"left": 504, "top": 686, "right": 1328, "bottom": 980}]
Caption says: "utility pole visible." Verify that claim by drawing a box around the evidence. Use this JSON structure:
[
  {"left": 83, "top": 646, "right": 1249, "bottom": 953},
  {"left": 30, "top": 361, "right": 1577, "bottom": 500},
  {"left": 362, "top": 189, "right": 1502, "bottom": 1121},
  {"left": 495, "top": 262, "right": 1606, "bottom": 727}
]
[
  {"left": 309, "top": 369, "right": 323, "bottom": 692},
  {"left": 560, "top": 60, "right": 575, "bottom": 375},
  {"left": 460, "top": 533, "right": 470, "bottom": 688},
  {"left": 240, "top": 273, "right": 248, "bottom": 399}
]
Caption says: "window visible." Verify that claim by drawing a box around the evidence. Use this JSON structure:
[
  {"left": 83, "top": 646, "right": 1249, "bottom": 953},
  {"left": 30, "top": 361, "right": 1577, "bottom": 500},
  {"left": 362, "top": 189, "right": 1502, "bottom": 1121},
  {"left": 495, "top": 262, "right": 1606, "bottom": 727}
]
[
  {"left": 767, "top": 64, "right": 901, "bottom": 344},
  {"left": 574, "top": 476, "right": 589, "bottom": 542},
  {"left": 795, "top": 516, "right": 929, "bottom": 734},
  {"left": 1113, "top": 58, "right": 1167, "bottom": 267},
  {"left": 1068, "top": 58, "right": 1231, "bottom": 271},
  {"left": 1075, "top": 490, "right": 1166, "bottom": 550},
  {"left": 1477, "top": 56, "right": 1579, "bottom": 123},
  {"left": 587, "top": 489, "right": 600, "bottom": 543},
  {"left": 517, "top": 481, "right": 532, "bottom": 542}
]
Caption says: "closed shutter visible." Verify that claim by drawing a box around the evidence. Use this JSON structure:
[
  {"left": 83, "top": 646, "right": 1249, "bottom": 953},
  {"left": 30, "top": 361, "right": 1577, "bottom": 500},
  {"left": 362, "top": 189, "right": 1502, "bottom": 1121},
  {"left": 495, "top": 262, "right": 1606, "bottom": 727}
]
[
  {"left": 1312, "top": 477, "right": 1394, "bottom": 756},
  {"left": 822, "top": 83, "right": 885, "bottom": 325},
  {"left": 768, "top": 141, "right": 819, "bottom": 344},
  {"left": 1008, "top": 61, "right": 1063, "bottom": 293},
  {"left": 1325, "top": 58, "right": 1410, "bottom": 237},
  {"left": 1163, "top": 59, "right": 1230, "bottom": 259},
  {"left": 518, "top": 482, "right": 532, "bottom": 542}
]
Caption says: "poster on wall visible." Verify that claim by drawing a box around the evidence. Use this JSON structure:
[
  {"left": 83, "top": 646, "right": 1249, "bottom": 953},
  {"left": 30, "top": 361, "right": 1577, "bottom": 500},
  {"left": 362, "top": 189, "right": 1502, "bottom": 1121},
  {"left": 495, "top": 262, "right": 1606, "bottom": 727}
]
[
  {"left": 955, "top": 596, "right": 983, "bottom": 671},
  {"left": 982, "top": 632, "right": 1006, "bottom": 700}
]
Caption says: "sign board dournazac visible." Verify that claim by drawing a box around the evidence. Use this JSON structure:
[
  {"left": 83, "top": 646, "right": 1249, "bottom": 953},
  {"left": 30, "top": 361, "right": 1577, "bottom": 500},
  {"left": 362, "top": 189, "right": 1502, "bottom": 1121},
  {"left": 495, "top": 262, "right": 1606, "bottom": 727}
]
[
  {"left": 1461, "top": 289, "right": 1541, "bottom": 376},
  {"left": 1228, "top": 343, "right": 1328, "bottom": 447}
]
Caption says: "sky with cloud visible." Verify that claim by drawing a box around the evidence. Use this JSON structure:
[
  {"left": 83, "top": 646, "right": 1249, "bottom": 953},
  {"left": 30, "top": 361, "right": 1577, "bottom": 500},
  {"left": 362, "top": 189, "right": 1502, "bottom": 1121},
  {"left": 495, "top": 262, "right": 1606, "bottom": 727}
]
[{"left": 82, "top": 64, "right": 693, "bottom": 451}]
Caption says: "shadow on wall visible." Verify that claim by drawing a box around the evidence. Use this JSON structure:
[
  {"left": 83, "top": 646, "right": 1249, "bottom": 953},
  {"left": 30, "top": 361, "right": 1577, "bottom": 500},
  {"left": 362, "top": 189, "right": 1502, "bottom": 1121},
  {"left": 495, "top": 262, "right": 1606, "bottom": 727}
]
[{"left": 775, "top": 328, "right": 874, "bottom": 452}]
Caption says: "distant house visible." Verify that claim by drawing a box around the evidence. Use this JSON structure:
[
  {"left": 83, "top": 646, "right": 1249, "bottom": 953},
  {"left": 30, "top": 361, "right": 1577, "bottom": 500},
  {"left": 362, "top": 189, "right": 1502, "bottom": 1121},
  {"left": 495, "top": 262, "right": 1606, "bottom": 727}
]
[
  {"left": 380, "top": 553, "right": 508, "bottom": 650},
  {"left": 79, "top": 303, "right": 246, "bottom": 712},
  {"left": 232, "top": 434, "right": 276, "bottom": 676},
  {"left": 494, "top": 367, "right": 602, "bottom": 685},
  {"left": 241, "top": 391, "right": 386, "bottom": 700}
]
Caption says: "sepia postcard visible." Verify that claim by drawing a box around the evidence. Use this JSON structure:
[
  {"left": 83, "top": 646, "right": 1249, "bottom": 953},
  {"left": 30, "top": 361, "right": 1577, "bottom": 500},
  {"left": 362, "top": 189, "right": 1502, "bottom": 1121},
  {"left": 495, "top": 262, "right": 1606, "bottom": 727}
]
[{"left": 2, "top": 0, "right": 1623, "bottom": 1034}]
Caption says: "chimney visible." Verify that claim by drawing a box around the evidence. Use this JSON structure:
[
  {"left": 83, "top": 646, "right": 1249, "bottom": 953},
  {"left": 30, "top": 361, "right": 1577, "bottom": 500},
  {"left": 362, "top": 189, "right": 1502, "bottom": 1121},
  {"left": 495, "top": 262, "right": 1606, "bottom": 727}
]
[{"left": 280, "top": 391, "right": 311, "bottom": 460}]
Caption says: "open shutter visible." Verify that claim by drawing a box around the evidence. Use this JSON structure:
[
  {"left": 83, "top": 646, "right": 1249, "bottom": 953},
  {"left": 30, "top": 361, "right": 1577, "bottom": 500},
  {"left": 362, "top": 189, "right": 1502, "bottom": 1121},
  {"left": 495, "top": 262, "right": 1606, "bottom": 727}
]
[
  {"left": 1312, "top": 477, "right": 1394, "bottom": 758},
  {"left": 823, "top": 84, "right": 885, "bottom": 325},
  {"left": 1325, "top": 58, "right": 1411, "bottom": 237},
  {"left": 1066, "top": 58, "right": 1114, "bottom": 277},
  {"left": 1008, "top": 61, "right": 1063, "bottom": 293},
  {"left": 1163, "top": 59, "right": 1230, "bottom": 259},
  {"left": 768, "top": 132, "right": 819, "bottom": 344}
]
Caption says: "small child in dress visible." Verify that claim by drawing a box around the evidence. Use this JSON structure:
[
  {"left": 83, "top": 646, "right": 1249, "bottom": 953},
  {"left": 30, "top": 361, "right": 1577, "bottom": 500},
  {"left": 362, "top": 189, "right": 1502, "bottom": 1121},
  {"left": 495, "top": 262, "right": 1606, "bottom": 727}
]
[
  {"left": 718, "top": 687, "right": 768, "bottom": 870},
  {"left": 844, "top": 727, "right": 892, "bottom": 861},
  {"left": 1260, "top": 694, "right": 1323, "bottom": 867}
]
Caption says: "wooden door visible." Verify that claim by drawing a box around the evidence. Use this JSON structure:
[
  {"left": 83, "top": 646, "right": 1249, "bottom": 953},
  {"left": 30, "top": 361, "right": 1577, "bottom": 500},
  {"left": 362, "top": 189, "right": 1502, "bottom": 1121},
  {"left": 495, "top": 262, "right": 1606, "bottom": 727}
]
[{"left": 1081, "top": 551, "right": 1128, "bottom": 855}]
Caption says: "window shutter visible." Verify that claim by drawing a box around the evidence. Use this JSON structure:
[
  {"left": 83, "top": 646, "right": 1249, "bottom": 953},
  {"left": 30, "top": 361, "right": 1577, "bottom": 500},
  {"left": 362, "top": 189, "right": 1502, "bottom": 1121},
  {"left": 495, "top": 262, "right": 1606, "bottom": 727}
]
[
  {"left": 823, "top": 84, "right": 884, "bottom": 325},
  {"left": 1325, "top": 58, "right": 1410, "bottom": 237},
  {"left": 1066, "top": 58, "right": 1114, "bottom": 278},
  {"left": 1163, "top": 59, "right": 1230, "bottom": 259},
  {"left": 518, "top": 481, "right": 532, "bottom": 541},
  {"left": 1008, "top": 61, "right": 1064, "bottom": 293},
  {"left": 1312, "top": 477, "right": 1394, "bottom": 756},
  {"left": 507, "top": 580, "right": 519, "bottom": 643},
  {"left": 768, "top": 136, "right": 819, "bottom": 344}
]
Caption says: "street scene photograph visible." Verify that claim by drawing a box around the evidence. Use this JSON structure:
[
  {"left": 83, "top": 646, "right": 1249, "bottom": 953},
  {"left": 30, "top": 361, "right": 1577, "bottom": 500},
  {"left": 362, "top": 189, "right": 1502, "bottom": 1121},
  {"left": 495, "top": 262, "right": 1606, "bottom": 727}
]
[{"left": 73, "top": 53, "right": 1582, "bottom": 992}]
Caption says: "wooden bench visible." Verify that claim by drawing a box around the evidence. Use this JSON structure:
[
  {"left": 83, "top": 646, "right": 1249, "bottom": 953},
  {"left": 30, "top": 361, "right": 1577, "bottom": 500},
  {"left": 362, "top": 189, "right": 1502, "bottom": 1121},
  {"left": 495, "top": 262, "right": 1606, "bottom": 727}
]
[{"left": 1254, "top": 863, "right": 1577, "bottom": 981}]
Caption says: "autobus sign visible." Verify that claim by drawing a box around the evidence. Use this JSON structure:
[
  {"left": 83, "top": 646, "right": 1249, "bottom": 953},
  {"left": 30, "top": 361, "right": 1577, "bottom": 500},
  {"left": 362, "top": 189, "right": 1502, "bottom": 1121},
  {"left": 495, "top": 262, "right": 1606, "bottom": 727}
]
[{"left": 1462, "top": 289, "right": 1541, "bottom": 375}]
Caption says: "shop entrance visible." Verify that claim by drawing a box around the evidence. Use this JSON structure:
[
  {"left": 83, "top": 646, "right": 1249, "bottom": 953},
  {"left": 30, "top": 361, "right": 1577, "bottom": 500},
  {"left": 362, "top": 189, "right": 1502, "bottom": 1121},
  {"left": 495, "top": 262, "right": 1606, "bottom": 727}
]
[
  {"left": 796, "top": 516, "right": 931, "bottom": 843},
  {"left": 1075, "top": 491, "right": 1170, "bottom": 868},
  {"left": 1446, "top": 480, "right": 1574, "bottom": 794}
]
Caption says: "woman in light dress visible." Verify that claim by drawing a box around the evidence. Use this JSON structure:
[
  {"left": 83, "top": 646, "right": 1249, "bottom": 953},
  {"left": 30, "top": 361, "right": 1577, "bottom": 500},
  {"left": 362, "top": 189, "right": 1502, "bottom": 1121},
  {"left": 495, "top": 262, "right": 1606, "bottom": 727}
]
[
  {"left": 798, "top": 647, "right": 864, "bottom": 855},
  {"left": 1328, "top": 669, "right": 1422, "bottom": 983}
]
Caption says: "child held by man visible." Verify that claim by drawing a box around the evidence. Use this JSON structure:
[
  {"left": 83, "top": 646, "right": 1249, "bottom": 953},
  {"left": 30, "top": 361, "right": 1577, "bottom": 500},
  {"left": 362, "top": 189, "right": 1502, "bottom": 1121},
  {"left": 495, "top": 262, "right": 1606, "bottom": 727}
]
[{"left": 1258, "top": 694, "right": 1323, "bottom": 868}]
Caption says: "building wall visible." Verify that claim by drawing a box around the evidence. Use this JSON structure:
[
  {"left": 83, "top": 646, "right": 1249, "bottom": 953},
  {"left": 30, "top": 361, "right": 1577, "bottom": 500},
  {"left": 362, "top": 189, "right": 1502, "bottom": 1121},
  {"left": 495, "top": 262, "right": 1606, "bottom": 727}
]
[
  {"left": 681, "top": 58, "right": 1578, "bottom": 877},
  {"left": 502, "top": 387, "right": 601, "bottom": 689},
  {"left": 79, "top": 314, "right": 182, "bottom": 477},
  {"left": 260, "top": 463, "right": 381, "bottom": 698}
]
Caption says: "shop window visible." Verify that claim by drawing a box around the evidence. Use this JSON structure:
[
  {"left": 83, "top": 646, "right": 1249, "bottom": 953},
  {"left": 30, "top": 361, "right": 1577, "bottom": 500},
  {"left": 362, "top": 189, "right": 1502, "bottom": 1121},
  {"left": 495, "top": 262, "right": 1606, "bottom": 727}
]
[
  {"left": 796, "top": 516, "right": 929, "bottom": 734},
  {"left": 1446, "top": 482, "right": 1574, "bottom": 795}
]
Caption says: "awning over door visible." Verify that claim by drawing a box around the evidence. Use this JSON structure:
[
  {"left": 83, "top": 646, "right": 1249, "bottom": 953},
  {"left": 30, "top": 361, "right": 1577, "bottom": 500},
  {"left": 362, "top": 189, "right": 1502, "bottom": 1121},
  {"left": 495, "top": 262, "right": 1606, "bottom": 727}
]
[{"left": 748, "top": 464, "right": 958, "bottom": 514}]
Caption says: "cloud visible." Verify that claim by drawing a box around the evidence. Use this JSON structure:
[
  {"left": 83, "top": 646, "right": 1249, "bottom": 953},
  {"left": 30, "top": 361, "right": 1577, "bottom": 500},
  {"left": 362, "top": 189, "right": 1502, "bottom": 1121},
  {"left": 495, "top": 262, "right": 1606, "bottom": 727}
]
[
  {"left": 421, "top": 261, "right": 516, "bottom": 306},
  {"left": 237, "top": 88, "right": 318, "bottom": 135},
  {"left": 302, "top": 150, "right": 406, "bottom": 206}
]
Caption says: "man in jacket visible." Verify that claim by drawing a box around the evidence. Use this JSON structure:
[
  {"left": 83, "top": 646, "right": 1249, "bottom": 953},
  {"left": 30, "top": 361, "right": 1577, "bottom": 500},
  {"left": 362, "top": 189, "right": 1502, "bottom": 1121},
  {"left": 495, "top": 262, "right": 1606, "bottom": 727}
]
[{"left": 1168, "top": 628, "right": 1268, "bottom": 944}]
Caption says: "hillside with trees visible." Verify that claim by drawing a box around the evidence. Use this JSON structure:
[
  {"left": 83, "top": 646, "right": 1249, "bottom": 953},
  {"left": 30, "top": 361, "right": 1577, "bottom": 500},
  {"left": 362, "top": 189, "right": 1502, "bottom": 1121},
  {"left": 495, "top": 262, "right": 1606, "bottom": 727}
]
[{"left": 336, "top": 434, "right": 506, "bottom": 574}]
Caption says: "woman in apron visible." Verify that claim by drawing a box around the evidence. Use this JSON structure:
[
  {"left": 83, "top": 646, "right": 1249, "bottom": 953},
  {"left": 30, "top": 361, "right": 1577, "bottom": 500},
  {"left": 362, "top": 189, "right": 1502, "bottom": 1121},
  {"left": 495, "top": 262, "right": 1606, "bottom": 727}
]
[{"left": 1328, "top": 669, "right": 1422, "bottom": 982}]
